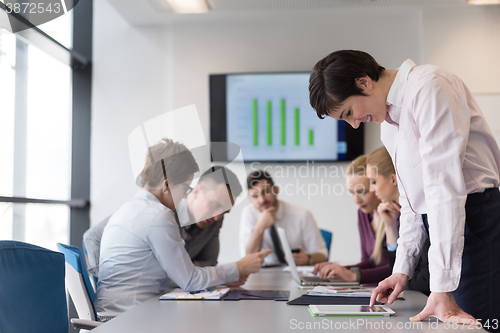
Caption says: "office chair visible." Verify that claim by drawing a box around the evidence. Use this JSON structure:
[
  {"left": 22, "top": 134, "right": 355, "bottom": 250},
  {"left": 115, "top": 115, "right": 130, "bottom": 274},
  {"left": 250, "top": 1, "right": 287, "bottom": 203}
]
[
  {"left": 0, "top": 240, "right": 68, "bottom": 333},
  {"left": 81, "top": 240, "right": 98, "bottom": 291},
  {"left": 57, "top": 243, "right": 118, "bottom": 331},
  {"left": 319, "top": 229, "right": 333, "bottom": 259}
]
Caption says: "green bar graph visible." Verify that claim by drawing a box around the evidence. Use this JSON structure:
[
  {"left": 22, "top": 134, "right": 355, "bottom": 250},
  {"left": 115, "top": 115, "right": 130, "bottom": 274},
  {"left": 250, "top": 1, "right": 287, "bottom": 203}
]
[
  {"left": 267, "top": 101, "right": 272, "bottom": 146},
  {"left": 253, "top": 99, "right": 258, "bottom": 146},
  {"left": 280, "top": 99, "right": 286, "bottom": 146},
  {"left": 294, "top": 108, "right": 300, "bottom": 145},
  {"left": 309, "top": 129, "right": 314, "bottom": 146}
]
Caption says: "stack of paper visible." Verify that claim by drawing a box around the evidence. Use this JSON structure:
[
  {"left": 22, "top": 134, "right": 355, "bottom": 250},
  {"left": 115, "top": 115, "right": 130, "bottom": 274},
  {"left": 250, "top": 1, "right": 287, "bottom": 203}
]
[
  {"left": 307, "top": 286, "right": 374, "bottom": 298},
  {"left": 160, "top": 288, "right": 230, "bottom": 300}
]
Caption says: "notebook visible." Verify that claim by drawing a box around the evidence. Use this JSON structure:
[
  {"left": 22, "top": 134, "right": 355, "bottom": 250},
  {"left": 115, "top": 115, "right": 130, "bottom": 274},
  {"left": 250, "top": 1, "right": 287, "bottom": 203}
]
[
  {"left": 159, "top": 288, "right": 230, "bottom": 300},
  {"left": 277, "top": 227, "right": 359, "bottom": 287}
]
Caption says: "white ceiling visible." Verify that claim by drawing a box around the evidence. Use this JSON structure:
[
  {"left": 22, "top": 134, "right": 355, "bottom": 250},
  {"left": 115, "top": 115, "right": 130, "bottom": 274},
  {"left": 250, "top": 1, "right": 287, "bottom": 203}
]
[{"left": 107, "top": 0, "right": 470, "bottom": 25}]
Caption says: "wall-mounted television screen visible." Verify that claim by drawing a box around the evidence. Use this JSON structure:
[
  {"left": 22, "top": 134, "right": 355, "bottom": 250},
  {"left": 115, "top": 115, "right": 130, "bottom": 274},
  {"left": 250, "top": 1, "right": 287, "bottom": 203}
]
[{"left": 210, "top": 72, "right": 363, "bottom": 162}]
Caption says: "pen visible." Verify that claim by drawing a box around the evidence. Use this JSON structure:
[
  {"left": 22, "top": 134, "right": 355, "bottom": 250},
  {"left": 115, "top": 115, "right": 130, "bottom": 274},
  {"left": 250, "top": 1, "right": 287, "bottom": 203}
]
[{"left": 189, "top": 290, "right": 206, "bottom": 295}]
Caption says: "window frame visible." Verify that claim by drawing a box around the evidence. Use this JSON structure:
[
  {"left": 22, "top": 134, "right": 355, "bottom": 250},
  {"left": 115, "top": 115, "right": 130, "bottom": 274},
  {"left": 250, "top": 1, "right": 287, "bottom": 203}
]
[{"left": 0, "top": 0, "right": 92, "bottom": 247}]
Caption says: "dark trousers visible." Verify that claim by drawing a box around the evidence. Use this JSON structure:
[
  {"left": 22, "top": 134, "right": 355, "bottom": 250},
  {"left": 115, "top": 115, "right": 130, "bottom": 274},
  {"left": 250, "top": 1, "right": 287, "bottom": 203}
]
[
  {"left": 456, "top": 187, "right": 500, "bottom": 330},
  {"left": 425, "top": 188, "right": 500, "bottom": 331}
]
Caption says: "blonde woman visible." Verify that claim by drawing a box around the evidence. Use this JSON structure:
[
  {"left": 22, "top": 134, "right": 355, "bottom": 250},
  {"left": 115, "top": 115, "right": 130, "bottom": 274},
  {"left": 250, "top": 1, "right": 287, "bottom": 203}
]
[
  {"left": 313, "top": 155, "right": 391, "bottom": 284},
  {"left": 366, "top": 147, "right": 400, "bottom": 253},
  {"left": 367, "top": 147, "right": 430, "bottom": 296}
]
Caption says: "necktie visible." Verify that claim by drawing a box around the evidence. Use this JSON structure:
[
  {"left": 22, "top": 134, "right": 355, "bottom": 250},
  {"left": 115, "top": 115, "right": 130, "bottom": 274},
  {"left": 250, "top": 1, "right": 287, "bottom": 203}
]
[{"left": 269, "top": 225, "right": 286, "bottom": 264}]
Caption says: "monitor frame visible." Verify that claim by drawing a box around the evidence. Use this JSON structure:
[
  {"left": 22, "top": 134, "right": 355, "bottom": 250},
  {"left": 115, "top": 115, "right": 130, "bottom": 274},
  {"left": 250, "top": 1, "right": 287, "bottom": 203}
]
[{"left": 209, "top": 72, "right": 364, "bottom": 163}]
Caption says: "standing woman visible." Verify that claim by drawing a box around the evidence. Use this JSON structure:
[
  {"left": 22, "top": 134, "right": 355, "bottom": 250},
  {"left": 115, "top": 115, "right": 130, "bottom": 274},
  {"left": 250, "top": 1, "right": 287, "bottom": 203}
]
[
  {"left": 367, "top": 146, "right": 430, "bottom": 296},
  {"left": 314, "top": 155, "right": 390, "bottom": 284},
  {"left": 309, "top": 50, "right": 500, "bottom": 327}
]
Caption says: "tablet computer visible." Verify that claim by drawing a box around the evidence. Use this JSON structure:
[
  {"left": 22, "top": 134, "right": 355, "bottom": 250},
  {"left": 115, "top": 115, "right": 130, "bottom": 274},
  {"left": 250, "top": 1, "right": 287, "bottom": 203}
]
[{"left": 309, "top": 305, "right": 395, "bottom": 317}]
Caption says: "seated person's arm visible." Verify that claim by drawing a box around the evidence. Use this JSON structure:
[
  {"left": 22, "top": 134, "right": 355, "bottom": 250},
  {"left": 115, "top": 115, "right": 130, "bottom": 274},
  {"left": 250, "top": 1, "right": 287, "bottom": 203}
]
[
  {"left": 310, "top": 252, "right": 327, "bottom": 264},
  {"left": 297, "top": 211, "right": 328, "bottom": 266},
  {"left": 313, "top": 262, "right": 357, "bottom": 282},
  {"left": 377, "top": 201, "right": 400, "bottom": 247},
  {"left": 150, "top": 212, "right": 270, "bottom": 291},
  {"left": 149, "top": 212, "right": 238, "bottom": 291},
  {"left": 242, "top": 207, "right": 276, "bottom": 255},
  {"left": 291, "top": 247, "right": 326, "bottom": 266},
  {"left": 245, "top": 226, "right": 266, "bottom": 255},
  {"left": 313, "top": 261, "right": 392, "bottom": 283}
]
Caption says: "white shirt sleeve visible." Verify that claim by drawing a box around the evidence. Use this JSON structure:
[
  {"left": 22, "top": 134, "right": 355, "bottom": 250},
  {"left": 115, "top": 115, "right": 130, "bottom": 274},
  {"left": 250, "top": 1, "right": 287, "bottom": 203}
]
[
  {"left": 239, "top": 205, "right": 255, "bottom": 257},
  {"left": 393, "top": 191, "right": 427, "bottom": 278},
  {"left": 301, "top": 210, "right": 328, "bottom": 258},
  {"left": 411, "top": 73, "right": 468, "bottom": 292},
  {"left": 147, "top": 211, "right": 239, "bottom": 292}
]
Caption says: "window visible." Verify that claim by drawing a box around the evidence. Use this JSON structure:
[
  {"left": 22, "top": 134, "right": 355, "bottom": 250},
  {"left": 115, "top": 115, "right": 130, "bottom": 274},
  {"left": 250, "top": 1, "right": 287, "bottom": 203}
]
[
  {"left": 0, "top": 2, "right": 92, "bottom": 251},
  {"left": 0, "top": 27, "right": 72, "bottom": 250}
]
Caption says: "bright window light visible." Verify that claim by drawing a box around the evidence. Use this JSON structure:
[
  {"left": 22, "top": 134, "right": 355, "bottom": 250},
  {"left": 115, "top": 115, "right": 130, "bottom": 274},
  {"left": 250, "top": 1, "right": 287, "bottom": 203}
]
[
  {"left": 468, "top": 0, "right": 500, "bottom": 4},
  {"left": 164, "top": 0, "right": 210, "bottom": 13}
]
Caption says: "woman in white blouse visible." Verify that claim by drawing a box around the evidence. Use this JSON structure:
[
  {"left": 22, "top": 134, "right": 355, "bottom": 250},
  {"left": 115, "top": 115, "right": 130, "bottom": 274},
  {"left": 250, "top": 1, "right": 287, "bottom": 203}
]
[{"left": 309, "top": 50, "right": 500, "bottom": 329}]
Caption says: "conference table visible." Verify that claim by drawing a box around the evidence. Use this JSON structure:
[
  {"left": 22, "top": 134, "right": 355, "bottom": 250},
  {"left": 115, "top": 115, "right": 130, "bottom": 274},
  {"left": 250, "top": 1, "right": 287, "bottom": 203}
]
[{"left": 92, "top": 267, "right": 484, "bottom": 332}]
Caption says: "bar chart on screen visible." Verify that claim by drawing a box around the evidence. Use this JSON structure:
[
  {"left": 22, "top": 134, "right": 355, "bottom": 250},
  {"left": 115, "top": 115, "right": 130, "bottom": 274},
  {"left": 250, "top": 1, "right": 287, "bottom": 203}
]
[{"left": 226, "top": 73, "right": 344, "bottom": 162}]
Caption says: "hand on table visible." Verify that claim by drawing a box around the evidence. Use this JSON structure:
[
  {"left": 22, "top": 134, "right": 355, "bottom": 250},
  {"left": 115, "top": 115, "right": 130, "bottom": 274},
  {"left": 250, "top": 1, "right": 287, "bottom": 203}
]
[
  {"left": 225, "top": 274, "right": 249, "bottom": 287},
  {"left": 409, "top": 292, "right": 481, "bottom": 326},
  {"left": 291, "top": 246, "right": 309, "bottom": 266},
  {"left": 312, "top": 262, "right": 357, "bottom": 282}
]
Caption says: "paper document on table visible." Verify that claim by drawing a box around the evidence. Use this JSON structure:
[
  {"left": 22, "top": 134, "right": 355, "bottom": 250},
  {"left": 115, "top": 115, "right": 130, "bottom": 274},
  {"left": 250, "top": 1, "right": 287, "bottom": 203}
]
[
  {"left": 308, "top": 286, "right": 374, "bottom": 297},
  {"left": 159, "top": 288, "right": 230, "bottom": 300},
  {"left": 282, "top": 265, "right": 316, "bottom": 276}
]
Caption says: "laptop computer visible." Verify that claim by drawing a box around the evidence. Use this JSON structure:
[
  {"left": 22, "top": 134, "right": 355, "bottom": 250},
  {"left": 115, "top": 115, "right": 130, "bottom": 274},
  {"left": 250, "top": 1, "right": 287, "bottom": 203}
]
[{"left": 277, "top": 227, "right": 359, "bottom": 286}]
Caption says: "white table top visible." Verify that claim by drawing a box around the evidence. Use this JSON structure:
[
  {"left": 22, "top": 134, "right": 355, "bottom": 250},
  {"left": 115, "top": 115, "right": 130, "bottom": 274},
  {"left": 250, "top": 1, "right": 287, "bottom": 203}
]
[{"left": 92, "top": 267, "right": 483, "bottom": 332}]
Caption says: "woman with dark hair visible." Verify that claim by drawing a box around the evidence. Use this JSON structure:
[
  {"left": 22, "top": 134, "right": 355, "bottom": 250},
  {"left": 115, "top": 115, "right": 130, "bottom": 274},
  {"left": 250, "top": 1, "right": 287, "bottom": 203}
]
[{"left": 309, "top": 50, "right": 500, "bottom": 328}]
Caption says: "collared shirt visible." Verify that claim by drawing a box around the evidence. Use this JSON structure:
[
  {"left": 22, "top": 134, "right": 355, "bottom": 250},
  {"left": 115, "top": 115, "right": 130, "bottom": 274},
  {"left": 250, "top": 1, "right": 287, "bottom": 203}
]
[
  {"left": 83, "top": 199, "right": 223, "bottom": 278},
  {"left": 382, "top": 59, "right": 500, "bottom": 292},
  {"left": 95, "top": 190, "right": 239, "bottom": 313},
  {"left": 239, "top": 200, "right": 328, "bottom": 265}
]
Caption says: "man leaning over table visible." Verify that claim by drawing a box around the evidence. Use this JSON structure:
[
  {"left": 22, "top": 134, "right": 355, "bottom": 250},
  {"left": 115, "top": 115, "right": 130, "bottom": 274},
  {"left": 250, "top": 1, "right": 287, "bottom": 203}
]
[
  {"left": 95, "top": 141, "right": 271, "bottom": 313},
  {"left": 84, "top": 166, "right": 245, "bottom": 280}
]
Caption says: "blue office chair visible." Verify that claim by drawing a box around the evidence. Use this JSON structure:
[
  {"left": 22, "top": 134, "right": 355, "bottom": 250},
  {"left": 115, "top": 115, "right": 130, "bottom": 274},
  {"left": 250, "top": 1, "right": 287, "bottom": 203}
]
[
  {"left": 57, "top": 243, "right": 117, "bottom": 330},
  {"left": 0, "top": 240, "right": 68, "bottom": 333},
  {"left": 320, "top": 229, "right": 333, "bottom": 259},
  {"left": 81, "top": 240, "right": 98, "bottom": 291}
]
